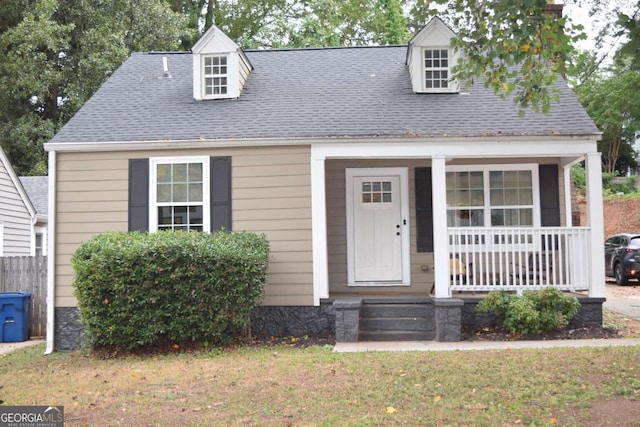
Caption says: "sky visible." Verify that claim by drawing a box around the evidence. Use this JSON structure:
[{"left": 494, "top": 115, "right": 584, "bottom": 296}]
[{"left": 563, "top": 0, "right": 634, "bottom": 58}]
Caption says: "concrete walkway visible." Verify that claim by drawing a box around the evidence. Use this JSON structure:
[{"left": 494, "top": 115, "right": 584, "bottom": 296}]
[
  {"left": 0, "top": 338, "right": 44, "bottom": 355},
  {"left": 334, "top": 338, "right": 640, "bottom": 353}
]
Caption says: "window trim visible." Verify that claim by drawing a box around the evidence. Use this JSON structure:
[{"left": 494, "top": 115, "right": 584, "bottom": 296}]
[
  {"left": 149, "top": 156, "right": 211, "bottom": 232},
  {"left": 445, "top": 164, "right": 541, "bottom": 228},
  {"left": 201, "top": 54, "right": 229, "bottom": 99},
  {"left": 422, "top": 47, "right": 452, "bottom": 93}
]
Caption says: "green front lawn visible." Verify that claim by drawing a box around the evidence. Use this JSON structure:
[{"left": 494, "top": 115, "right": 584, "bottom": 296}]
[{"left": 1, "top": 343, "right": 639, "bottom": 426}]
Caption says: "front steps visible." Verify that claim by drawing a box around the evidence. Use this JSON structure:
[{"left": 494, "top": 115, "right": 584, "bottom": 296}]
[
  {"left": 358, "top": 300, "right": 435, "bottom": 341},
  {"left": 333, "top": 297, "right": 463, "bottom": 342}
]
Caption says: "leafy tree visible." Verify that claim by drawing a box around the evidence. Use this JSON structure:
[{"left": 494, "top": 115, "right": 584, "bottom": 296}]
[
  {"left": 577, "top": 69, "right": 640, "bottom": 174},
  {"left": 0, "top": 0, "right": 191, "bottom": 175}
]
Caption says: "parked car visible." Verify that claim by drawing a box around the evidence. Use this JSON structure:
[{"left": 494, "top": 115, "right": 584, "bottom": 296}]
[{"left": 604, "top": 233, "right": 640, "bottom": 285}]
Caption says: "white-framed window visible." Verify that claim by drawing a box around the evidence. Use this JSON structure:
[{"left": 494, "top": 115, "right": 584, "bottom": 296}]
[
  {"left": 150, "top": 157, "right": 210, "bottom": 232},
  {"left": 446, "top": 164, "right": 540, "bottom": 228},
  {"left": 423, "top": 48, "right": 449, "bottom": 91},
  {"left": 34, "top": 226, "right": 47, "bottom": 256},
  {"left": 203, "top": 55, "right": 228, "bottom": 97}
]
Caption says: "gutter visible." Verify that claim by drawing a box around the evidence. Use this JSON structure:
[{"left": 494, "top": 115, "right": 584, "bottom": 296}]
[
  {"left": 43, "top": 133, "right": 602, "bottom": 153},
  {"left": 45, "top": 151, "right": 56, "bottom": 355}
]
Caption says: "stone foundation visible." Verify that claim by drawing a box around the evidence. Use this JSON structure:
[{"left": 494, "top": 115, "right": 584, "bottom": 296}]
[
  {"left": 460, "top": 296, "right": 605, "bottom": 328},
  {"left": 434, "top": 298, "right": 464, "bottom": 342},
  {"left": 51, "top": 296, "right": 604, "bottom": 350},
  {"left": 54, "top": 307, "right": 87, "bottom": 351},
  {"left": 250, "top": 304, "right": 335, "bottom": 337}
]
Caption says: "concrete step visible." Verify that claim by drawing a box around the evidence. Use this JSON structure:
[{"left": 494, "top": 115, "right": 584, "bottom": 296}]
[
  {"left": 359, "top": 317, "right": 433, "bottom": 331},
  {"left": 358, "top": 330, "right": 436, "bottom": 341},
  {"left": 358, "top": 302, "right": 436, "bottom": 342},
  {"left": 360, "top": 303, "right": 433, "bottom": 318}
]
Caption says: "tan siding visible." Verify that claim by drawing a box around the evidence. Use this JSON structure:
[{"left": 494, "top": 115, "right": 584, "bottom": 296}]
[
  {"left": 0, "top": 161, "right": 32, "bottom": 256},
  {"left": 54, "top": 145, "right": 313, "bottom": 307}
]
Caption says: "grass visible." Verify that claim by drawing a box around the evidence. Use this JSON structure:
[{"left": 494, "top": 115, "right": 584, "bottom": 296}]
[{"left": 2, "top": 343, "right": 640, "bottom": 426}]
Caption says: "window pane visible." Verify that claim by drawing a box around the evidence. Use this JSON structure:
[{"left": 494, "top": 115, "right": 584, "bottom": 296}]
[
  {"left": 489, "top": 171, "right": 502, "bottom": 188},
  {"left": 518, "top": 170, "right": 532, "bottom": 187},
  {"left": 174, "top": 206, "right": 187, "bottom": 224},
  {"left": 157, "top": 164, "right": 171, "bottom": 183},
  {"left": 504, "top": 189, "right": 518, "bottom": 205},
  {"left": 189, "top": 163, "right": 203, "bottom": 182},
  {"left": 173, "top": 183, "right": 187, "bottom": 203},
  {"left": 173, "top": 164, "right": 187, "bottom": 182},
  {"left": 363, "top": 193, "right": 371, "bottom": 203},
  {"left": 491, "top": 209, "right": 504, "bottom": 226},
  {"left": 189, "top": 206, "right": 203, "bottom": 224},
  {"left": 157, "top": 183, "right": 172, "bottom": 203},
  {"left": 490, "top": 189, "right": 503, "bottom": 205},
  {"left": 158, "top": 206, "right": 173, "bottom": 225},
  {"left": 471, "top": 210, "right": 484, "bottom": 226},
  {"left": 470, "top": 189, "right": 484, "bottom": 206},
  {"left": 372, "top": 182, "right": 381, "bottom": 191},
  {"left": 470, "top": 171, "right": 483, "bottom": 188},
  {"left": 382, "top": 181, "right": 391, "bottom": 191},
  {"left": 519, "top": 189, "right": 533, "bottom": 205},
  {"left": 458, "top": 189, "right": 468, "bottom": 205},
  {"left": 189, "top": 183, "right": 203, "bottom": 202},
  {"left": 382, "top": 192, "right": 391, "bottom": 203},
  {"left": 362, "top": 182, "right": 371, "bottom": 192},
  {"left": 504, "top": 171, "right": 518, "bottom": 187},
  {"left": 519, "top": 208, "right": 533, "bottom": 226}
]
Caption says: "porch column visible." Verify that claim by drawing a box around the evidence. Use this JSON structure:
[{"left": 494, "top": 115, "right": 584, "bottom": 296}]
[
  {"left": 311, "top": 155, "right": 329, "bottom": 305},
  {"left": 432, "top": 155, "right": 450, "bottom": 298},
  {"left": 585, "top": 152, "right": 605, "bottom": 298}
]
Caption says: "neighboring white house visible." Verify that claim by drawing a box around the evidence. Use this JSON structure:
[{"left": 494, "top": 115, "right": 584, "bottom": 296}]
[{"left": 0, "top": 146, "right": 38, "bottom": 256}]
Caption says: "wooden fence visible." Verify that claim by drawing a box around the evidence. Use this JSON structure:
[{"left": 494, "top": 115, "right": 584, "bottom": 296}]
[{"left": 0, "top": 256, "right": 47, "bottom": 338}]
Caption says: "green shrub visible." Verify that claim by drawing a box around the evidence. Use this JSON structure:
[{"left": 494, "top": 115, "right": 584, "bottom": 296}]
[
  {"left": 72, "top": 230, "right": 270, "bottom": 349},
  {"left": 476, "top": 288, "right": 580, "bottom": 334}
]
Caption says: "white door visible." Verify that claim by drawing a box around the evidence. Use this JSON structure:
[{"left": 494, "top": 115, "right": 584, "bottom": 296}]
[{"left": 346, "top": 168, "right": 409, "bottom": 285}]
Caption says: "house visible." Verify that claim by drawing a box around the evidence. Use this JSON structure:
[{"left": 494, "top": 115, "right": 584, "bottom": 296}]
[
  {"left": 44, "top": 16, "right": 605, "bottom": 351},
  {"left": 19, "top": 176, "right": 49, "bottom": 256},
  {"left": 0, "top": 145, "right": 39, "bottom": 257}
]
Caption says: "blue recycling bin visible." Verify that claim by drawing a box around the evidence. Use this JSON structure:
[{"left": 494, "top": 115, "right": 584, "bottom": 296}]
[{"left": 0, "top": 291, "right": 31, "bottom": 342}]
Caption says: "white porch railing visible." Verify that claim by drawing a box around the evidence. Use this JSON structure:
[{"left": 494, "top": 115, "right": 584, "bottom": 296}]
[{"left": 448, "top": 227, "right": 591, "bottom": 294}]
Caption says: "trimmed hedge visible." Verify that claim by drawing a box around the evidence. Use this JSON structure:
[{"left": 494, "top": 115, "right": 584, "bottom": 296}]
[{"left": 72, "top": 231, "right": 269, "bottom": 349}]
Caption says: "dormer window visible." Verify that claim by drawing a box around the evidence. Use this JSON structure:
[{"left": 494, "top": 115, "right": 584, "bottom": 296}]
[
  {"left": 424, "top": 48, "right": 449, "bottom": 90},
  {"left": 191, "top": 25, "right": 253, "bottom": 101},
  {"left": 203, "top": 55, "right": 228, "bottom": 97},
  {"left": 407, "top": 17, "right": 459, "bottom": 94}
]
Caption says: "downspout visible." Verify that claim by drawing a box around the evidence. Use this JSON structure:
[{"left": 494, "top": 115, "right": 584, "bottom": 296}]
[{"left": 45, "top": 151, "right": 56, "bottom": 355}]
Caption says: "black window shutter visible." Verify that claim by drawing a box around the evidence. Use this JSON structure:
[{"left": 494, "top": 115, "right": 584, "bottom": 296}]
[
  {"left": 210, "top": 156, "right": 232, "bottom": 231},
  {"left": 415, "top": 167, "right": 434, "bottom": 252},
  {"left": 539, "top": 164, "right": 560, "bottom": 251},
  {"left": 539, "top": 164, "right": 560, "bottom": 226},
  {"left": 128, "top": 158, "right": 149, "bottom": 232}
]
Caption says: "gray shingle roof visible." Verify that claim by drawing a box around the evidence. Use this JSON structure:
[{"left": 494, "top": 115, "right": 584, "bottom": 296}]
[
  {"left": 19, "top": 176, "right": 48, "bottom": 215},
  {"left": 49, "top": 46, "right": 598, "bottom": 144}
]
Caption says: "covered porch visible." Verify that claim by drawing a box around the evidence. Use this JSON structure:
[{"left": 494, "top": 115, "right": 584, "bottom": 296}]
[{"left": 310, "top": 138, "right": 605, "bottom": 341}]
